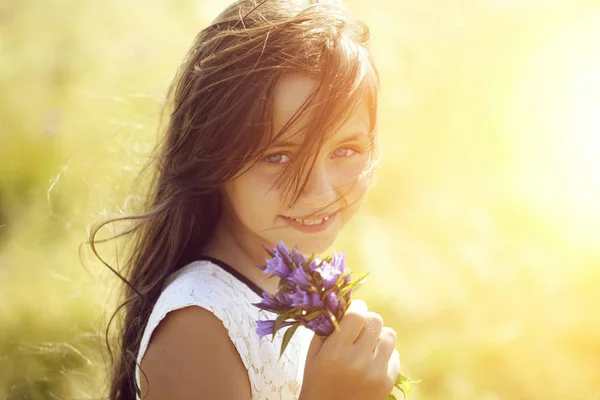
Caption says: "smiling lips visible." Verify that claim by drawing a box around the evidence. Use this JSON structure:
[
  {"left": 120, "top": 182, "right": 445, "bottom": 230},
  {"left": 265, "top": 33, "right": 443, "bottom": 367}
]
[
  {"left": 281, "top": 212, "right": 337, "bottom": 233},
  {"left": 290, "top": 215, "right": 331, "bottom": 225}
]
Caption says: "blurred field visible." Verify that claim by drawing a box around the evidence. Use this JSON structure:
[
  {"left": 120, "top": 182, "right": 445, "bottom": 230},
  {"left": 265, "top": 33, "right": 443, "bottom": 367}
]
[{"left": 1, "top": 0, "right": 600, "bottom": 399}]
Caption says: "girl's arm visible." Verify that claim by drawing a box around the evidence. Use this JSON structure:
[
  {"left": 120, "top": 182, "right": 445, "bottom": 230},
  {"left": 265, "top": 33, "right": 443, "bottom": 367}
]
[{"left": 139, "top": 306, "right": 253, "bottom": 399}]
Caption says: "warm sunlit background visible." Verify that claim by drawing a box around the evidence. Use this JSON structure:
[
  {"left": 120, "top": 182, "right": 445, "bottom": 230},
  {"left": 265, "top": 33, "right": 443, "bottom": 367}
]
[{"left": 1, "top": 0, "right": 599, "bottom": 399}]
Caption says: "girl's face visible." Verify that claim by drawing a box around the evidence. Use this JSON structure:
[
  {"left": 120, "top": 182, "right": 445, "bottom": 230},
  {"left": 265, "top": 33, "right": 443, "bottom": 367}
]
[{"left": 222, "top": 73, "right": 373, "bottom": 255}]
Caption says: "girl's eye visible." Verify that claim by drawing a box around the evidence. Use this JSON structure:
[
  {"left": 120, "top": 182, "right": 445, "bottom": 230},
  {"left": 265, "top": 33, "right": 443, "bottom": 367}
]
[
  {"left": 331, "top": 147, "right": 356, "bottom": 158},
  {"left": 265, "top": 152, "right": 291, "bottom": 164}
]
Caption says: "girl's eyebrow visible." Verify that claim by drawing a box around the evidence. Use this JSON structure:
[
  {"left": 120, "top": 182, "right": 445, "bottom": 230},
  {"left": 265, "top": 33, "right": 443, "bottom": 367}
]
[
  {"left": 271, "top": 132, "right": 369, "bottom": 149},
  {"left": 335, "top": 131, "right": 370, "bottom": 146}
]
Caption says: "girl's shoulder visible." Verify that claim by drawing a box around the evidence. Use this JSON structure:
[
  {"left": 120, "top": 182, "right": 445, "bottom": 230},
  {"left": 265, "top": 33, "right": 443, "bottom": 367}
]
[
  {"left": 143, "top": 259, "right": 265, "bottom": 350},
  {"left": 136, "top": 260, "right": 264, "bottom": 394},
  {"left": 137, "top": 259, "right": 313, "bottom": 399},
  {"left": 159, "top": 260, "right": 261, "bottom": 311},
  {"left": 149, "top": 260, "right": 265, "bottom": 336},
  {"left": 161, "top": 258, "right": 264, "bottom": 303},
  {"left": 137, "top": 305, "right": 253, "bottom": 399}
]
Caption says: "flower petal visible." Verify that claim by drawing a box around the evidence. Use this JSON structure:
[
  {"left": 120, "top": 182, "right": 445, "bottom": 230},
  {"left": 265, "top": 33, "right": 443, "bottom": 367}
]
[
  {"left": 289, "top": 266, "right": 310, "bottom": 289},
  {"left": 262, "top": 255, "right": 292, "bottom": 279},
  {"left": 254, "top": 293, "right": 285, "bottom": 313},
  {"left": 315, "top": 260, "right": 342, "bottom": 289},
  {"left": 303, "top": 313, "right": 334, "bottom": 336},
  {"left": 256, "top": 320, "right": 276, "bottom": 339},
  {"left": 325, "top": 291, "right": 340, "bottom": 314},
  {"left": 256, "top": 319, "right": 295, "bottom": 339},
  {"left": 330, "top": 251, "right": 347, "bottom": 273},
  {"left": 290, "top": 248, "right": 307, "bottom": 268}
]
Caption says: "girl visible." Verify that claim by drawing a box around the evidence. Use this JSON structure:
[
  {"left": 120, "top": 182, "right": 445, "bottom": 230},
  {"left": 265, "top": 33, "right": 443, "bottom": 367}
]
[{"left": 92, "top": 0, "right": 401, "bottom": 399}]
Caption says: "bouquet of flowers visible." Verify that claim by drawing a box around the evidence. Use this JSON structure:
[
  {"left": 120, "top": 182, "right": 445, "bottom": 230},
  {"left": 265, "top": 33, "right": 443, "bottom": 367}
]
[{"left": 252, "top": 242, "right": 416, "bottom": 399}]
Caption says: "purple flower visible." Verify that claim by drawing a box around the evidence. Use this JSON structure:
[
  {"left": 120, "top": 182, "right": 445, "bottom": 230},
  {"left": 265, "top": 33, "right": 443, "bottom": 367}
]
[
  {"left": 256, "top": 319, "right": 294, "bottom": 339},
  {"left": 303, "top": 313, "right": 335, "bottom": 336},
  {"left": 290, "top": 248, "right": 307, "bottom": 267},
  {"left": 279, "top": 289, "right": 308, "bottom": 308},
  {"left": 289, "top": 266, "right": 310, "bottom": 289},
  {"left": 306, "top": 258, "right": 321, "bottom": 273},
  {"left": 253, "top": 242, "right": 415, "bottom": 398},
  {"left": 280, "top": 290, "right": 324, "bottom": 309},
  {"left": 253, "top": 292, "right": 285, "bottom": 313},
  {"left": 325, "top": 291, "right": 341, "bottom": 314},
  {"left": 256, "top": 320, "right": 275, "bottom": 339},
  {"left": 307, "top": 292, "right": 324, "bottom": 309},
  {"left": 314, "top": 260, "right": 341, "bottom": 289},
  {"left": 255, "top": 243, "right": 358, "bottom": 346},
  {"left": 275, "top": 241, "right": 294, "bottom": 266},
  {"left": 331, "top": 251, "right": 347, "bottom": 272},
  {"left": 312, "top": 251, "right": 349, "bottom": 289},
  {"left": 262, "top": 255, "right": 292, "bottom": 279}
]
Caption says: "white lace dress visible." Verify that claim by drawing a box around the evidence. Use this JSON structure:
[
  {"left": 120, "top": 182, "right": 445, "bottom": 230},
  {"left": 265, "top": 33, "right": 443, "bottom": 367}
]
[{"left": 135, "top": 259, "right": 313, "bottom": 400}]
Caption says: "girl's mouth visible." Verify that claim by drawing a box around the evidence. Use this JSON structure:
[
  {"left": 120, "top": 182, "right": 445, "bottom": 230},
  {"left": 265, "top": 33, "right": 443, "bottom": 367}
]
[{"left": 280, "top": 213, "right": 337, "bottom": 233}]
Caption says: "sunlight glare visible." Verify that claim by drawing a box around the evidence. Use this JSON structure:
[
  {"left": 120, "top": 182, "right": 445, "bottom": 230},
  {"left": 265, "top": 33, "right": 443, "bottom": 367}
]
[{"left": 511, "top": 11, "right": 600, "bottom": 243}]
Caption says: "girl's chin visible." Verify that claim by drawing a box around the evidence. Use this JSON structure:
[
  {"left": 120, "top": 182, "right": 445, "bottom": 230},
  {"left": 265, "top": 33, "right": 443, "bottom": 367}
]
[{"left": 287, "top": 236, "right": 336, "bottom": 256}]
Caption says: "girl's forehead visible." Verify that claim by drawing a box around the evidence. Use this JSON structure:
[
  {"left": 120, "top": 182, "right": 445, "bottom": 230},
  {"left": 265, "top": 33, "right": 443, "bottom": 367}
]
[
  {"left": 272, "top": 73, "right": 318, "bottom": 123},
  {"left": 271, "top": 73, "right": 371, "bottom": 145}
]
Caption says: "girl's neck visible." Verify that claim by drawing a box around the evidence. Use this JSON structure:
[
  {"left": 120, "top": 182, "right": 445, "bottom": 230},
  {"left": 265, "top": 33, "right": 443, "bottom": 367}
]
[{"left": 200, "top": 216, "right": 281, "bottom": 296}]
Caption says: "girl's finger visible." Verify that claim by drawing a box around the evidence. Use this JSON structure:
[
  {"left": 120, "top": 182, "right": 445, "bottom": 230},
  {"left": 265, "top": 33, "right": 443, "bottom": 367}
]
[
  {"left": 327, "top": 299, "right": 368, "bottom": 346},
  {"left": 353, "top": 312, "right": 383, "bottom": 354},
  {"left": 373, "top": 327, "right": 396, "bottom": 366},
  {"left": 387, "top": 349, "right": 401, "bottom": 389}
]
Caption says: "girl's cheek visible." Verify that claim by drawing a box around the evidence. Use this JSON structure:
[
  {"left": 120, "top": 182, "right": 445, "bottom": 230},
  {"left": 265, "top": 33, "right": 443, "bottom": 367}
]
[
  {"left": 333, "top": 155, "right": 371, "bottom": 190},
  {"left": 248, "top": 165, "right": 279, "bottom": 191},
  {"left": 256, "top": 171, "right": 293, "bottom": 209}
]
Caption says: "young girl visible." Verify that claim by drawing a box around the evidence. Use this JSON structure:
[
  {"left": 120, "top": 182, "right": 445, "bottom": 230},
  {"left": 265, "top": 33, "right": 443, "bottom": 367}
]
[{"left": 93, "top": 0, "right": 401, "bottom": 399}]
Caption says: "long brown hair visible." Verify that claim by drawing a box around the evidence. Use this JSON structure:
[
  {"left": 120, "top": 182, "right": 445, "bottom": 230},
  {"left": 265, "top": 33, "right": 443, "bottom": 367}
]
[{"left": 89, "top": 1, "right": 379, "bottom": 398}]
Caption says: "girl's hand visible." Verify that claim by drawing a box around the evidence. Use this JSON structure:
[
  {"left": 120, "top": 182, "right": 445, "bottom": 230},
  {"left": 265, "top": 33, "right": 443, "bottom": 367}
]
[{"left": 299, "top": 299, "right": 401, "bottom": 400}]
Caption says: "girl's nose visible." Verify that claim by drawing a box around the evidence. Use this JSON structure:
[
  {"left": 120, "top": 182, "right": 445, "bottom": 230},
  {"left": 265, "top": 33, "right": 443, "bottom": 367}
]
[{"left": 295, "top": 161, "right": 337, "bottom": 208}]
